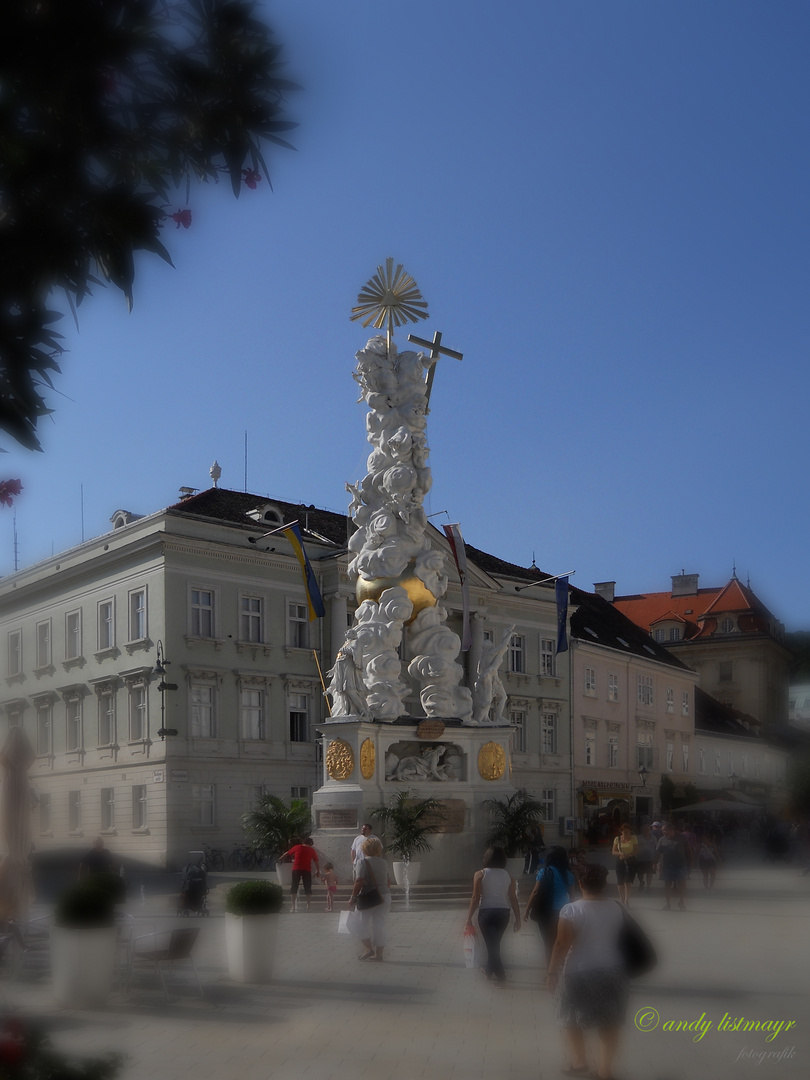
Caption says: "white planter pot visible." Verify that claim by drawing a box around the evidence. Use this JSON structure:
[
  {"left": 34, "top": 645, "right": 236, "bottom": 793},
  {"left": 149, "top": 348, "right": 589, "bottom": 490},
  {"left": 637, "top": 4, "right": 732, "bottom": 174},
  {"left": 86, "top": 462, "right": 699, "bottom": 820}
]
[
  {"left": 392, "top": 861, "right": 421, "bottom": 887},
  {"left": 225, "top": 913, "right": 279, "bottom": 983},
  {"left": 50, "top": 925, "right": 118, "bottom": 1007},
  {"left": 275, "top": 862, "right": 293, "bottom": 888}
]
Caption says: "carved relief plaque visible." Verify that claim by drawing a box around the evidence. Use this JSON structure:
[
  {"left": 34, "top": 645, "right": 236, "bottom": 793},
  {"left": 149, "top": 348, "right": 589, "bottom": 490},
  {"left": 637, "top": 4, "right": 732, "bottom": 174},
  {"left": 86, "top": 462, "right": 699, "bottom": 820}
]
[
  {"left": 360, "top": 738, "right": 375, "bottom": 779},
  {"left": 416, "top": 719, "right": 446, "bottom": 740},
  {"left": 326, "top": 738, "right": 354, "bottom": 780},
  {"left": 478, "top": 741, "right": 506, "bottom": 781}
]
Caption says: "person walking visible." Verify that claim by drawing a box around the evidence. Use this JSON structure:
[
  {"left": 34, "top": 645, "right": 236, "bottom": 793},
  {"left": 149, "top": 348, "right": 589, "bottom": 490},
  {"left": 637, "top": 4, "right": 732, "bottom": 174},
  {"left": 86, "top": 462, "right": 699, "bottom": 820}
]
[
  {"left": 347, "top": 837, "right": 391, "bottom": 961},
  {"left": 635, "top": 825, "right": 657, "bottom": 894},
  {"left": 350, "top": 823, "right": 381, "bottom": 876},
  {"left": 697, "top": 835, "right": 720, "bottom": 890},
  {"left": 523, "top": 846, "right": 575, "bottom": 965},
  {"left": 611, "top": 823, "right": 638, "bottom": 906},
  {"left": 466, "top": 846, "right": 521, "bottom": 987},
  {"left": 655, "top": 821, "right": 691, "bottom": 910},
  {"left": 547, "top": 862, "right": 628, "bottom": 1080}
]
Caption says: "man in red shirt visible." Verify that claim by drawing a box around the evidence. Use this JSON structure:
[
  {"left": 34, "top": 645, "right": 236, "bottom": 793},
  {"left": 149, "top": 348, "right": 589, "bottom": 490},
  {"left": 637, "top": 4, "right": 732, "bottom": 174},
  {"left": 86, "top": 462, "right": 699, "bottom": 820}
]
[{"left": 281, "top": 836, "right": 320, "bottom": 912}]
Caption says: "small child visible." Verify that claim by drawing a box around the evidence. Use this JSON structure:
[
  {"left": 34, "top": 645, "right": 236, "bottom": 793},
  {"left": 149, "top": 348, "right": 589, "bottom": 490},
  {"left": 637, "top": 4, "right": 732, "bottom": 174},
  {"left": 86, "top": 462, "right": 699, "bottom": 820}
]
[{"left": 322, "top": 862, "right": 338, "bottom": 911}]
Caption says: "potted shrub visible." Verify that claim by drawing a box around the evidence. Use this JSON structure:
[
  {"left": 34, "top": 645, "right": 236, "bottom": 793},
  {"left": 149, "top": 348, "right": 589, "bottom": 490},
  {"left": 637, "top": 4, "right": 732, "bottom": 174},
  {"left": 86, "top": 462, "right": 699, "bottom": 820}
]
[
  {"left": 224, "top": 880, "right": 284, "bottom": 983},
  {"left": 483, "top": 789, "right": 545, "bottom": 877},
  {"left": 241, "top": 795, "right": 311, "bottom": 888},
  {"left": 372, "top": 790, "right": 446, "bottom": 887},
  {"left": 50, "top": 879, "right": 119, "bottom": 1006}
]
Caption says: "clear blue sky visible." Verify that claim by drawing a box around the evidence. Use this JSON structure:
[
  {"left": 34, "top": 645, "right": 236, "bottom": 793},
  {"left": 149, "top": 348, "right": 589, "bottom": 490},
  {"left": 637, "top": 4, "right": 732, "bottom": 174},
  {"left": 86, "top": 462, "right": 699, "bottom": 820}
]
[{"left": 3, "top": 0, "right": 809, "bottom": 631}]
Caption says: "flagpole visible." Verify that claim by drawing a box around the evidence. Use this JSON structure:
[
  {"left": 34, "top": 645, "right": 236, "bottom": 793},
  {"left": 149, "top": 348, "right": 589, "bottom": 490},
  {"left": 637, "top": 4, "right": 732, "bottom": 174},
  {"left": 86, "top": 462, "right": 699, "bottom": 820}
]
[{"left": 312, "top": 650, "right": 332, "bottom": 717}]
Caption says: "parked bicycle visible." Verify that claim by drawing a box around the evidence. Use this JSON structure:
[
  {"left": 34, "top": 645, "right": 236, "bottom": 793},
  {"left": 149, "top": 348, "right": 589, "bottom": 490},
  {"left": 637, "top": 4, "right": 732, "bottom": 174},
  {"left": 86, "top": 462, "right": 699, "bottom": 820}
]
[
  {"left": 201, "top": 843, "right": 226, "bottom": 872},
  {"left": 228, "top": 844, "right": 257, "bottom": 871}
]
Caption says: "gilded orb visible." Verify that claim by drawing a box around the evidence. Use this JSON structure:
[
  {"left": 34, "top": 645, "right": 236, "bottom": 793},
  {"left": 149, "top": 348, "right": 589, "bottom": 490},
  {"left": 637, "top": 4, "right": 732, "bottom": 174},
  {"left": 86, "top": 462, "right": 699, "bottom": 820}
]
[{"left": 355, "top": 562, "right": 437, "bottom": 625}]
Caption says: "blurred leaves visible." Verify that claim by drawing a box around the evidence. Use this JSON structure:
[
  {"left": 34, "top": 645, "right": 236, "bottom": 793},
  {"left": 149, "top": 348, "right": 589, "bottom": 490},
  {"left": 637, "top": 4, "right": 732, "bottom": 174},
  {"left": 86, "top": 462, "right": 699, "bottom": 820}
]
[{"left": 0, "top": 0, "right": 298, "bottom": 450}]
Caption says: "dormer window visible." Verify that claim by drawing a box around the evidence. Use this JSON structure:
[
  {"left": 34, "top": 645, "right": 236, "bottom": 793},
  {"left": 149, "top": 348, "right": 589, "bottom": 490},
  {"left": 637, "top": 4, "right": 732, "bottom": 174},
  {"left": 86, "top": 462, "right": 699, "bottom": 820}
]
[
  {"left": 720, "top": 617, "right": 735, "bottom": 634},
  {"left": 246, "top": 502, "right": 284, "bottom": 526}
]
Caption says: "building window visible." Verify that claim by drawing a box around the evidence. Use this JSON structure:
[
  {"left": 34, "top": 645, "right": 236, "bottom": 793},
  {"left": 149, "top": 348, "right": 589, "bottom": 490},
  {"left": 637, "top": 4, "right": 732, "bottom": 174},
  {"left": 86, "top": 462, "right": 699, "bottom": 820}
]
[
  {"left": 8, "top": 629, "right": 22, "bottom": 676},
  {"left": 36, "top": 702, "right": 52, "bottom": 756},
  {"left": 637, "top": 675, "right": 653, "bottom": 707},
  {"left": 540, "top": 639, "right": 555, "bottom": 677},
  {"left": 240, "top": 687, "right": 265, "bottom": 740},
  {"left": 714, "top": 750, "right": 721, "bottom": 777},
  {"left": 132, "top": 785, "right": 148, "bottom": 829},
  {"left": 585, "top": 733, "right": 596, "bottom": 766},
  {"left": 192, "top": 783, "right": 216, "bottom": 827},
  {"left": 666, "top": 688, "right": 674, "bottom": 713},
  {"left": 128, "top": 589, "right": 147, "bottom": 641},
  {"left": 66, "top": 697, "right": 82, "bottom": 751},
  {"left": 666, "top": 741, "right": 674, "bottom": 772},
  {"left": 240, "top": 595, "right": 263, "bottom": 643},
  {"left": 508, "top": 634, "right": 525, "bottom": 674},
  {"left": 699, "top": 748, "right": 706, "bottom": 774},
  {"left": 669, "top": 628, "right": 681, "bottom": 641},
  {"left": 719, "top": 661, "right": 733, "bottom": 683},
  {"left": 128, "top": 683, "right": 147, "bottom": 741},
  {"left": 653, "top": 629, "right": 666, "bottom": 643},
  {"left": 291, "top": 786, "right": 310, "bottom": 803},
  {"left": 637, "top": 731, "right": 653, "bottom": 770},
  {"left": 584, "top": 668, "right": 596, "bottom": 696},
  {"left": 191, "top": 682, "right": 216, "bottom": 738},
  {"left": 510, "top": 709, "right": 526, "bottom": 753},
  {"left": 101, "top": 787, "right": 115, "bottom": 831},
  {"left": 190, "top": 588, "right": 215, "bottom": 638},
  {"left": 682, "top": 742, "right": 689, "bottom": 772},
  {"left": 38, "top": 793, "right": 51, "bottom": 834},
  {"left": 608, "top": 736, "right": 619, "bottom": 768},
  {"left": 68, "top": 790, "right": 81, "bottom": 833},
  {"left": 289, "top": 693, "right": 309, "bottom": 742},
  {"left": 608, "top": 674, "right": 619, "bottom": 703},
  {"left": 98, "top": 690, "right": 115, "bottom": 746},
  {"left": 682, "top": 691, "right": 690, "bottom": 716},
  {"left": 720, "top": 617, "right": 735, "bottom": 634},
  {"left": 541, "top": 712, "right": 557, "bottom": 755},
  {"left": 65, "top": 611, "right": 82, "bottom": 660},
  {"left": 97, "top": 600, "right": 115, "bottom": 651},
  {"left": 287, "top": 601, "right": 309, "bottom": 649},
  {"left": 36, "top": 620, "right": 52, "bottom": 668},
  {"left": 540, "top": 788, "right": 555, "bottom": 822}
]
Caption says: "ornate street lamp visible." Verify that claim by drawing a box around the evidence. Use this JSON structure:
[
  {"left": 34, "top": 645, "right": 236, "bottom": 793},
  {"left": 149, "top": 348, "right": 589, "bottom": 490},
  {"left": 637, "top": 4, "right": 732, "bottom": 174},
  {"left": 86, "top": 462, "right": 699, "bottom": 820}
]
[{"left": 155, "top": 640, "right": 178, "bottom": 739}]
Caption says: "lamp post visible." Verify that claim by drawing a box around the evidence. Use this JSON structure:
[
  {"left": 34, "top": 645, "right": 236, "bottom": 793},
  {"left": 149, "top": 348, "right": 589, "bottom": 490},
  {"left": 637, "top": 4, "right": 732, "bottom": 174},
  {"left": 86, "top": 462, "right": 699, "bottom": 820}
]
[
  {"left": 638, "top": 765, "right": 648, "bottom": 788},
  {"left": 155, "top": 640, "right": 178, "bottom": 740}
]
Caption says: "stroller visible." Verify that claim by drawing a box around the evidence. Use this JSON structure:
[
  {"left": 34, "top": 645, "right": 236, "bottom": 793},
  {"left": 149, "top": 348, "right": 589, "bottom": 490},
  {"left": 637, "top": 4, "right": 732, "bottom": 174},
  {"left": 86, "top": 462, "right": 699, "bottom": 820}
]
[{"left": 177, "top": 851, "right": 210, "bottom": 916}]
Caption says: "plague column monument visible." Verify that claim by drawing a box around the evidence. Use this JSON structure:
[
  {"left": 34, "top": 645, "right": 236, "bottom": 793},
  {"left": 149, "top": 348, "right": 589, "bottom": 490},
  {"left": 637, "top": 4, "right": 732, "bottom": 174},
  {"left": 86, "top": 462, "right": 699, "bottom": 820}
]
[{"left": 313, "top": 260, "right": 517, "bottom": 881}]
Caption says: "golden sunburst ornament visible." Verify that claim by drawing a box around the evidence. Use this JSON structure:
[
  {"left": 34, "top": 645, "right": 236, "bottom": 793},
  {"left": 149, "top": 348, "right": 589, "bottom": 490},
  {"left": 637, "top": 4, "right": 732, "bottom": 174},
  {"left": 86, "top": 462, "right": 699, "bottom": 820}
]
[{"left": 350, "top": 257, "right": 429, "bottom": 340}]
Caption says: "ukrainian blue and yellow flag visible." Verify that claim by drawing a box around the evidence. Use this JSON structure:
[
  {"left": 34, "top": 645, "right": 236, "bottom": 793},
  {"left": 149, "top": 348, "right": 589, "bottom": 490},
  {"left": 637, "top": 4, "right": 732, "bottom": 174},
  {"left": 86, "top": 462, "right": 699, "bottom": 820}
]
[{"left": 284, "top": 522, "right": 326, "bottom": 621}]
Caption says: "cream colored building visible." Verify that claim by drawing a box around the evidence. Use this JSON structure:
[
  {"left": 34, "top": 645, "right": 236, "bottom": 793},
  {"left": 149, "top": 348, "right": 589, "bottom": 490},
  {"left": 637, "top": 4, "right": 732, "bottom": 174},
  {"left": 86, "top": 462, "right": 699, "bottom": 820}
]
[{"left": 2, "top": 487, "right": 574, "bottom": 868}]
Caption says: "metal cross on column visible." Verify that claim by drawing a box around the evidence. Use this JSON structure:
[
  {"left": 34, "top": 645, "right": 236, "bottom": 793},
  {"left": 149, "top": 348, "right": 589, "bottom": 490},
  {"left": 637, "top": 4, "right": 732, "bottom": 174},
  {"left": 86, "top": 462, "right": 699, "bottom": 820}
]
[{"left": 406, "top": 330, "right": 464, "bottom": 406}]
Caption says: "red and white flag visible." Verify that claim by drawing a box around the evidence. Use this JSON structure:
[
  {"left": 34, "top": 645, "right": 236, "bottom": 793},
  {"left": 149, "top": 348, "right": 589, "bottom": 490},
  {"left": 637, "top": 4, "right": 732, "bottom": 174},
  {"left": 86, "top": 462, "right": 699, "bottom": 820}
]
[{"left": 443, "top": 523, "right": 472, "bottom": 651}]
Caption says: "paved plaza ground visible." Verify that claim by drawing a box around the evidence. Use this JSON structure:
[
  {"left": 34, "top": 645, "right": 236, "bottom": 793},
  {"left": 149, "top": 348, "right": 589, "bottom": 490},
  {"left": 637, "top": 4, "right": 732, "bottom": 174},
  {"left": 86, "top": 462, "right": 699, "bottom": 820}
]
[{"left": 4, "top": 859, "right": 809, "bottom": 1080}]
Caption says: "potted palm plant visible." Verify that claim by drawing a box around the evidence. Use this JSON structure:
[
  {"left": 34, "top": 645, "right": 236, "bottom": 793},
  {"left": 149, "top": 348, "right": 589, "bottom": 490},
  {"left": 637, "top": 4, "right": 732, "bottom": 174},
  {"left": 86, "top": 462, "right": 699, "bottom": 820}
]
[
  {"left": 241, "top": 794, "right": 312, "bottom": 888},
  {"left": 224, "top": 880, "right": 284, "bottom": 982},
  {"left": 372, "top": 790, "right": 446, "bottom": 887},
  {"left": 50, "top": 877, "right": 120, "bottom": 1006},
  {"left": 483, "top": 788, "right": 545, "bottom": 876}
]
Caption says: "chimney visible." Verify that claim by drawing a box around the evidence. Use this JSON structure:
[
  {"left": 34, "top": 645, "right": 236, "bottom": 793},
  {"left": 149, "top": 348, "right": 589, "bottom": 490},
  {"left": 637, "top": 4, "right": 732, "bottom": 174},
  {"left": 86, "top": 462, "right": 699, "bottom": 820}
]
[
  {"left": 671, "top": 573, "right": 699, "bottom": 597},
  {"left": 594, "top": 581, "right": 615, "bottom": 603}
]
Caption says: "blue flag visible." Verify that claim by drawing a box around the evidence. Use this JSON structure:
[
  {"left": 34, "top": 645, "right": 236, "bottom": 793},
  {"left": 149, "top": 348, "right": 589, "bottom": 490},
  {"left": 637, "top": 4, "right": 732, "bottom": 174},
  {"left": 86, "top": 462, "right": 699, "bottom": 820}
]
[
  {"left": 555, "top": 576, "right": 569, "bottom": 654},
  {"left": 283, "top": 523, "right": 326, "bottom": 620}
]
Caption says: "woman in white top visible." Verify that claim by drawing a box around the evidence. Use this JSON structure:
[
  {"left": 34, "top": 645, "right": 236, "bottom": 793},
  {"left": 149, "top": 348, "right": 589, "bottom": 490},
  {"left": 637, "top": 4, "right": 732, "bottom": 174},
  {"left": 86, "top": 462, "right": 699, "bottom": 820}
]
[
  {"left": 547, "top": 862, "right": 627, "bottom": 1080},
  {"left": 347, "top": 837, "right": 392, "bottom": 962},
  {"left": 465, "top": 846, "right": 521, "bottom": 986}
]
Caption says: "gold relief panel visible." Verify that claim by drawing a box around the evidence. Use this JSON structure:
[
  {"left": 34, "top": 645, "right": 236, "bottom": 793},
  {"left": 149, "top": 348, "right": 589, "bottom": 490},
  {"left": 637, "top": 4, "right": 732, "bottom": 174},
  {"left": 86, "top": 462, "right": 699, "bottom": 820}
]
[
  {"left": 360, "top": 738, "right": 375, "bottom": 779},
  {"left": 326, "top": 738, "right": 354, "bottom": 780},
  {"left": 478, "top": 741, "right": 506, "bottom": 781}
]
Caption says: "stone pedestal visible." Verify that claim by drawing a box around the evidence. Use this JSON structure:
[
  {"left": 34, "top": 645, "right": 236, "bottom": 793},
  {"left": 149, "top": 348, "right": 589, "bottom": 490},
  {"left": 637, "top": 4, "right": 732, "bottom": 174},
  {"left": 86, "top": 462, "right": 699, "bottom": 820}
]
[{"left": 312, "top": 716, "right": 516, "bottom": 883}]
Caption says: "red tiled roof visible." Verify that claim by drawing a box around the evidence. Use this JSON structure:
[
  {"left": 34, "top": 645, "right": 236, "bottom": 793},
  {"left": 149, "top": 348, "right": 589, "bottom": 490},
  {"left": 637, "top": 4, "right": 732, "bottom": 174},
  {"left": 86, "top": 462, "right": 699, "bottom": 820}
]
[{"left": 615, "top": 577, "right": 776, "bottom": 642}]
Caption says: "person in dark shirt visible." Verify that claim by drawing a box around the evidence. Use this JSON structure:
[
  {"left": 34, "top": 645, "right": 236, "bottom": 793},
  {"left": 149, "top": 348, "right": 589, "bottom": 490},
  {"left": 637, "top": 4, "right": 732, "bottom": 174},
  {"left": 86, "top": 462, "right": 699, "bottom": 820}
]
[
  {"left": 655, "top": 822, "right": 691, "bottom": 911},
  {"left": 79, "top": 836, "right": 115, "bottom": 878}
]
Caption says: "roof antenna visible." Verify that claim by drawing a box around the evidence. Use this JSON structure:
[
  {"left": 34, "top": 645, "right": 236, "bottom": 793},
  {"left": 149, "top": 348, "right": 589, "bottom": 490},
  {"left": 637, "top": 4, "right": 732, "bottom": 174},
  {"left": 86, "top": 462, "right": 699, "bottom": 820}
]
[
  {"left": 732, "top": 559, "right": 737, "bottom": 580},
  {"left": 530, "top": 551, "right": 538, "bottom": 570}
]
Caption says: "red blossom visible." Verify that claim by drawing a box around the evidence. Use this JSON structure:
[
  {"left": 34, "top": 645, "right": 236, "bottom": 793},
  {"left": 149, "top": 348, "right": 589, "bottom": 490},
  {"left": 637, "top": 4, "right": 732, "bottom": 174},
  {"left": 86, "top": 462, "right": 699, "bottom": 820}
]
[
  {"left": 0, "top": 479, "right": 23, "bottom": 507},
  {"left": 170, "top": 209, "right": 192, "bottom": 229},
  {"left": 242, "top": 168, "right": 262, "bottom": 189}
]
